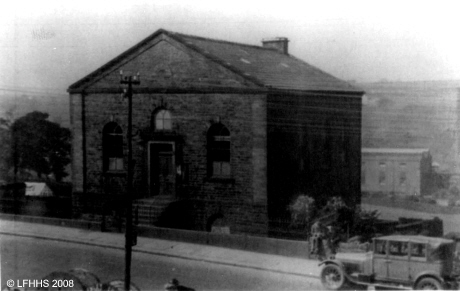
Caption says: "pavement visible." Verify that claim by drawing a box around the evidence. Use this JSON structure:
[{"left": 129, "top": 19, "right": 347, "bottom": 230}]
[{"left": 0, "top": 219, "right": 321, "bottom": 279}]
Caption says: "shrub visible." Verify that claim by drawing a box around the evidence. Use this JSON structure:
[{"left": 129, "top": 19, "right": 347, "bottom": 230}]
[
  {"left": 288, "top": 195, "right": 315, "bottom": 231},
  {"left": 446, "top": 197, "right": 459, "bottom": 207},
  {"left": 422, "top": 197, "right": 437, "bottom": 204},
  {"left": 404, "top": 195, "right": 420, "bottom": 203},
  {"left": 47, "top": 181, "right": 72, "bottom": 197},
  {"left": 351, "top": 208, "right": 380, "bottom": 242},
  {"left": 389, "top": 192, "right": 397, "bottom": 201},
  {"left": 314, "top": 196, "right": 355, "bottom": 241},
  {"left": 323, "top": 196, "right": 348, "bottom": 212},
  {"left": 449, "top": 186, "right": 460, "bottom": 197},
  {"left": 432, "top": 189, "right": 449, "bottom": 199}
]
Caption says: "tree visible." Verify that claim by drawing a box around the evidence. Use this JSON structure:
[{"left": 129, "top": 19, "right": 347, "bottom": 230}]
[
  {"left": 10, "top": 111, "right": 71, "bottom": 181},
  {"left": 0, "top": 108, "right": 15, "bottom": 181}
]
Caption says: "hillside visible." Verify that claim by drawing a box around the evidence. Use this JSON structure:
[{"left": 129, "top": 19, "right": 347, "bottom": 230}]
[
  {"left": 0, "top": 93, "right": 69, "bottom": 128},
  {"left": 359, "top": 80, "right": 460, "bottom": 174},
  {"left": 1, "top": 80, "right": 459, "bottom": 175}
]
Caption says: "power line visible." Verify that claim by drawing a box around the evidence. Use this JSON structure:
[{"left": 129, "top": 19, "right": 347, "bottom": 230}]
[{"left": 0, "top": 88, "right": 67, "bottom": 97}]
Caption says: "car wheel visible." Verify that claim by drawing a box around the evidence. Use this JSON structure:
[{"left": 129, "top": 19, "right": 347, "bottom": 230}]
[
  {"left": 415, "top": 277, "right": 443, "bottom": 290},
  {"left": 320, "top": 264, "right": 346, "bottom": 290}
]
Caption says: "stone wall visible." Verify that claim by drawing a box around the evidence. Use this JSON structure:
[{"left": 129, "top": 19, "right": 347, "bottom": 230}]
[
  {"left": 68, "top": 33, "right": 361, "bottom": 237},
  {"left": 72, "top": 92, "right": 268, "bottom": 235},
  {"left": 267, "top": 92, "right": 362, "bottom": 225}
]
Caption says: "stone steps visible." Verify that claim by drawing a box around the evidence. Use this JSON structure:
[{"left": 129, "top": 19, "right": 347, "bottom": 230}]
[{"left": 133, "top": 196, "right": 175, "bottom": 226}]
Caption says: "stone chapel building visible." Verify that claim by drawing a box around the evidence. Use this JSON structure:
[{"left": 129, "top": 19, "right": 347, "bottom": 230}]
[{"left": 68, "top": 29, "right": 363, "bottom": 236}]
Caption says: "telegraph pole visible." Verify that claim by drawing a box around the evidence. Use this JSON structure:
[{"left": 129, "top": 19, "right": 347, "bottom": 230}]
[{"left": 120, "top": 70, "right": 140, "bottom": 291}]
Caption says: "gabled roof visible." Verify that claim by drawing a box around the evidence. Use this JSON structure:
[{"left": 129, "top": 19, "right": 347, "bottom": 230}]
[
  {"left": 69, "top": 29, "right": 361, "bottom": 94},
  {"left": 168, "top": 31, "right": 358, "bottom": 92}
]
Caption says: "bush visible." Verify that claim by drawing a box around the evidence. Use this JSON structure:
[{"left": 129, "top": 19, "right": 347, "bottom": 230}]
[
  {"left": 47, "top": 181, "right": 72, "bottom": 197},
  {"left": 422, "top": 197, "right": 437, "bottom": 204},
  {"left": 288, "top": 195, "right": 380, "bottom": 243},
  {"left": 321, "top": 196, "right": 355, "bottom": 240},
  {"left": 288, "top": 195, "right": 315, "bottom": 231},
  {"left": 404, "top": 195, "right": 420, "bottom": 203},
  {"left": 389, "top": 193, "right": 397, "bottom": 202},
  {"left": 351, "top": 208, "right": 380, "bottom": 242},
  {"left": 432, "top": 189, "right": 449, "bottom": 199},
  {"left": 450, "top": 186, "right": 460, "bottom": 197},
  {"left": 323, "top": 196, "right": 348, "bottom": 212}
]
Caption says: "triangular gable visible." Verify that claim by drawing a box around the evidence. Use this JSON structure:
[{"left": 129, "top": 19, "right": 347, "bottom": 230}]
[
  {"left": 68, "top": 29, "right": 261, "bottom": 93},
  {"left": 68, "top": 29, "right": 166, "bottom": 91}
]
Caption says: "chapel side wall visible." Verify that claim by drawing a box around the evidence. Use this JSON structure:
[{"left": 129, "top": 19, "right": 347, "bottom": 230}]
[{"left": 266, "top": 93, "right": 362, "bottom": 225}]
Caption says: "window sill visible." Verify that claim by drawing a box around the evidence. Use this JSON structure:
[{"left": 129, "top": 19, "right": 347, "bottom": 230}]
[{"left": 205, "top": 177, "right": 235, "bottom": 184}]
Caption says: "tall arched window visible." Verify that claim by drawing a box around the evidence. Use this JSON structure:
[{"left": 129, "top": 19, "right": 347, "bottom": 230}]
[
  {"left": 207, "top": 123, "right": 231, "bottom": 177},
  {"left": 153, "top": 109, "right": 172, "bottom": 131},
  {"left": 103, "top": 122, "right": 124, "bottom": 172}
]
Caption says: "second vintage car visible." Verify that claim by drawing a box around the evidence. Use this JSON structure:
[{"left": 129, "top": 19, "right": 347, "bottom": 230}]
[{"left": 319, "top": 235, "right": 459, "bottom": 290}]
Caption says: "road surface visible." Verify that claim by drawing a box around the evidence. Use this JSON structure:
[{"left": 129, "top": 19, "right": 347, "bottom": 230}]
[{"left": 1, "top": 235, "right": 323, "bottom": 290}]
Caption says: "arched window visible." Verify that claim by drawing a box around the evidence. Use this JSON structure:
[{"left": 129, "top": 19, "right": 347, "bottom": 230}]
[
  {"left": 153, "top": 109, "right": 172, "bottom": 131},
  {"left": 207, "top": 123, "right": 230, "bottom": 177},
  {"left": 103, "top": 122, "right": 124, "bottom": 171}
]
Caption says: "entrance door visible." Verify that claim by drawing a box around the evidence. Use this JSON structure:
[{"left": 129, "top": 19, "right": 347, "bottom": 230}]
[{"left": 149, "top": 142, "right": 175, "bottom": 197}]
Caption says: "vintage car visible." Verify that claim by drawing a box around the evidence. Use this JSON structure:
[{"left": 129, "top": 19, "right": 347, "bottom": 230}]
[{"left": 319, "top": 235, "right": 459, "bottom": 290}]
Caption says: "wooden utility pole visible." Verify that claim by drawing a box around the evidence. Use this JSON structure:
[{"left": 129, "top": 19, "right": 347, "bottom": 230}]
[{"left": 120, "top": 70, "right": 140, "bottom": 291}]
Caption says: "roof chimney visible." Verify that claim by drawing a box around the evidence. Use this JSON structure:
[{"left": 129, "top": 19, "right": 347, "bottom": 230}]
[{"left": 262, "top": 37, "right": 289, "bottom": 54}]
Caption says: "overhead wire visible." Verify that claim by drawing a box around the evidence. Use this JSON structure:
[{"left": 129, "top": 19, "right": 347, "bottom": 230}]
[{"left": 1, "top": 85, "right": 459, "bottom": 140}]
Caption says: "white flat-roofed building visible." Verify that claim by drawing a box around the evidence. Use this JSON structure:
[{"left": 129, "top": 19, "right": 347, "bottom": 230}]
[{"left": 361, "top": 148, "right": 432, "bottom": 196}]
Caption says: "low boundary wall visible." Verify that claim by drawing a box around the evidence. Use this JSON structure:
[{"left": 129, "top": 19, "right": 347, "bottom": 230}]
[{"left": 0, "top": 213, "right": 311, "bottom": 259}]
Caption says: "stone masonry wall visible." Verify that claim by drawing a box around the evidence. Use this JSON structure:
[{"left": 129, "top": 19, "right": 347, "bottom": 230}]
[
  {"left": 70, "top": 34, "right": 268, "bottom": 235},
  {"left": 267, "top": 92, "right": 362, "bottom": 226},
  {"left": 78, "top": 92, "right": 268, "bottom": 235}
]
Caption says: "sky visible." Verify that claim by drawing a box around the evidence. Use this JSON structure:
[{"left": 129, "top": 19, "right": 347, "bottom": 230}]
[{"left": 1, "top": 0, "right": 460, "bottom": 97}]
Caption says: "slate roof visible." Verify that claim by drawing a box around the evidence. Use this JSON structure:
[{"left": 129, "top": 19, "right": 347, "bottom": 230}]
[
  {"left": 69, "top": 29, "right": 361, "bottom": 93},
  {"left": 168, "top": 31, "right": 358, "bottom": 92}
]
